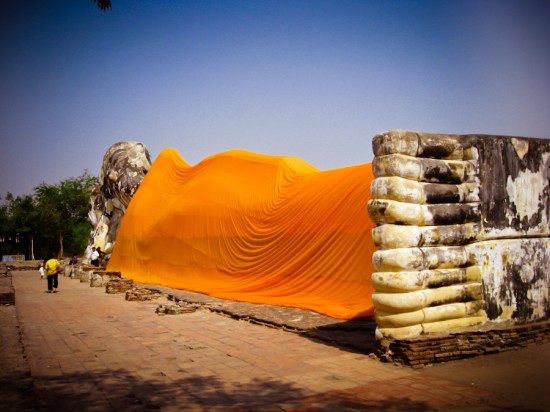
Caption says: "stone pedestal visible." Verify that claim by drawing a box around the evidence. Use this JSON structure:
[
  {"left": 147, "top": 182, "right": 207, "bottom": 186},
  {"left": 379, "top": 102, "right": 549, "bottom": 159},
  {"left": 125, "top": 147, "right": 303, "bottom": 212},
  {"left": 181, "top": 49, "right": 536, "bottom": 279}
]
[{"left": 368, "top": 130, "right": 550, "bottom": 357}]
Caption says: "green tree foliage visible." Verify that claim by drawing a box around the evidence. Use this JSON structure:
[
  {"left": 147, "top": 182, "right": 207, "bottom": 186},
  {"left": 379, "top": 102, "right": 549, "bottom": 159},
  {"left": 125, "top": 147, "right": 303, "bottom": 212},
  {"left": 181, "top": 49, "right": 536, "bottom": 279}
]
[
  {"left": 0, "top": 193, "right": 36, "bottom": 257},
  {"left": 1, "top": 193, "right": 35, "bottom": 234},
  {"left": 0, "top": 171, "right": 99, "bottom": 260},
  {"left": 0, "top": 198, "right": 9, "bottom": 232}
]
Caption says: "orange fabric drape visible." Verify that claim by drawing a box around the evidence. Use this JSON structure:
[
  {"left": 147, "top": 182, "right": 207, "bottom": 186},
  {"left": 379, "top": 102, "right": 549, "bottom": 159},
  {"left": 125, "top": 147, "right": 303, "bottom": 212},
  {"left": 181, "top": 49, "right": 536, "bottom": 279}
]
[{"left": 107, "top": 148, "right": 376, "bottom": 319}]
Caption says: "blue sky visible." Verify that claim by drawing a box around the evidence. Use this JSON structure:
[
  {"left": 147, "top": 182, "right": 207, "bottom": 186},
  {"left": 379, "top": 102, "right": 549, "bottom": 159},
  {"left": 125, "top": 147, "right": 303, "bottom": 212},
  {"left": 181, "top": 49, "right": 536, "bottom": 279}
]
[{"left": 1, "top": 0, "right": 549, "bottom": 197}]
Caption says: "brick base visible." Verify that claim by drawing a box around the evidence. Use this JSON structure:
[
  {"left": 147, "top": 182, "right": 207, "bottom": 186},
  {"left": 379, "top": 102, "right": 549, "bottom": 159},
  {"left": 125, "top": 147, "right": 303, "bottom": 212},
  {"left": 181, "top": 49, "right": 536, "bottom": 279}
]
[{"left": 377, "top": 321, "right": 550, "bottom": 367}]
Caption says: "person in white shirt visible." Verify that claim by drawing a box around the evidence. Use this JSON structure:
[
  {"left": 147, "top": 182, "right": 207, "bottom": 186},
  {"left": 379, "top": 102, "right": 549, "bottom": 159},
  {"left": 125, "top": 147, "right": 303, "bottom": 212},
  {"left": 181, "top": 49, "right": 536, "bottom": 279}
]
[{"left": 90, "top": 247, "right": 100, "bottom": 267}]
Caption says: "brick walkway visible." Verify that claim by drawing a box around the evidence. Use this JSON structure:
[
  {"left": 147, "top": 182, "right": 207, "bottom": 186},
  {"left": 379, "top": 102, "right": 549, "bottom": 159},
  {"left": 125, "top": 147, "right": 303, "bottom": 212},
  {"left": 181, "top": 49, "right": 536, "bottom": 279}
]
[{"left": 1, "top": 270, "right": 548, "bottom": 411}]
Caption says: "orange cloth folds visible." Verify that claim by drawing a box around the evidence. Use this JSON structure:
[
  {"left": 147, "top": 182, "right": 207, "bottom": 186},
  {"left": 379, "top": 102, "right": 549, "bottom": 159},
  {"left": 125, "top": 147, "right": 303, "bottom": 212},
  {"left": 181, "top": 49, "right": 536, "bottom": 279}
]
[{"left": 108, "top": 148, "right": 376, "bottom": 319}]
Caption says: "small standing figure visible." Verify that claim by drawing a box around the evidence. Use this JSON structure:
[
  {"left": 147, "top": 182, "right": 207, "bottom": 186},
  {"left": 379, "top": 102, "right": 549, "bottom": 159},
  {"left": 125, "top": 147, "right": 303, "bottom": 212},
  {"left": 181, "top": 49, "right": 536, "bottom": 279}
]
[
  {"left": 44, "top": 254, "right": 60, "bottom": 293},
  {"left": 38, "top": 263, "right": 45, "bottom": 279},
  {"left": 96, "top": 247, "right": 104, "bottom": 265},
  {"left": 91, "top": 247, "right": 100, "bottom": 267}
]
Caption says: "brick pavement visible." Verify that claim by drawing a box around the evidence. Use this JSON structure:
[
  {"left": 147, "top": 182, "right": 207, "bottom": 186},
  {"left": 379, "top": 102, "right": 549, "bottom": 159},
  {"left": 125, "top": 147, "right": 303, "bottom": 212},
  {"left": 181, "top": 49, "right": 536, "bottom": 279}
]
[{"left": 0, "top": 270, "right": 547, "bottom": 411}]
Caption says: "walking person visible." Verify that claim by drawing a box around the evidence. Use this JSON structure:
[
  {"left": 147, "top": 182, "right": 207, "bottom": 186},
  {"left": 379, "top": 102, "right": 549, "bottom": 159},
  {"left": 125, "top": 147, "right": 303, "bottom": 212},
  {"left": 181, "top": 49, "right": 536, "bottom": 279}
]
[{"left": 44, "top": 254, "right": 61, "bottom": 293}]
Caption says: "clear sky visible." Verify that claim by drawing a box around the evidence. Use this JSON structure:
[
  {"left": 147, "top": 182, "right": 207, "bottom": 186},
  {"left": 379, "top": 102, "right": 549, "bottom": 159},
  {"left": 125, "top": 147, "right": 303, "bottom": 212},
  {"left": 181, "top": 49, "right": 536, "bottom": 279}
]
[{"left": 1, "top": 0, "right": 549, "bottom": 197}]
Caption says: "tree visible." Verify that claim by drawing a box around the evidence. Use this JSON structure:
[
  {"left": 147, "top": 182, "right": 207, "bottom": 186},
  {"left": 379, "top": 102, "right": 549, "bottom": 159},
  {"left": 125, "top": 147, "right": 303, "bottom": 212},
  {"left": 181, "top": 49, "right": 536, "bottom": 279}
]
[
  {"left": 0, "top": 193, "right": 37, "bottom": 258},
  {"left": 0, "top": 196, "right": 9, "bottom": 233},
  {"left": 58, "top": 171, "right": 99, "bottom": 255},
  {"left": 1, "top": 171, "right": 99, "bottom": 260},
  {"left": 34, "top": 171, "right": 98, "bottom": 258},
  {"left": 92, "top": 0, "right": 112, "bottom": 11}
]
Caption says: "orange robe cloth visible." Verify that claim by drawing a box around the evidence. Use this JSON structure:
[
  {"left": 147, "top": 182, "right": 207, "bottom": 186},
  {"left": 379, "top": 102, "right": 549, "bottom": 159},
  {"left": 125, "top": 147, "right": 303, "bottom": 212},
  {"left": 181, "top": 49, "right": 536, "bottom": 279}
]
[{"left": 108, "top": 148, "right": 376, "bottom": 319}]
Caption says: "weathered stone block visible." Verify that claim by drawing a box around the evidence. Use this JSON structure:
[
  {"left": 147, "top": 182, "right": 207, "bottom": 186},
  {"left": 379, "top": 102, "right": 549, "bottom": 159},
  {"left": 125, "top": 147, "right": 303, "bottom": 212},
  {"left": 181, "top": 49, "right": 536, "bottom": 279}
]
[
  {"left": 125, "top": 287, "right": 163, "bottom": 301},
  {"left": 373, "top": 130, "right": 464, "bottom": 159},
  {"left": 372, "top": 223, "right": 479, "bottom": 248},
  {"left": 79, "top": 270, "right": 91, "bottom": 283},
  {"left": 156, "top": 302, "right": 199, "bottom": 315},
  {"left": 373, "top": 154, "right": 476, "bottom": 183},
  {"left": 368, "top": 199, "right": 481, "bottom": 226},
  {"left": 369, "top": 130, "right": 549, "bottom": 343},
  {"left": 106, "top": 278, "right": 133, "bottom": 294},
  {"left": 371, "top": 177, "right": 479, "bottom": 204},
  {"left": 90, "top": 271, "right": 121, "bottom": 288},
  {"left": 470, "top": 238, "right": 550, "bottom": 323}
]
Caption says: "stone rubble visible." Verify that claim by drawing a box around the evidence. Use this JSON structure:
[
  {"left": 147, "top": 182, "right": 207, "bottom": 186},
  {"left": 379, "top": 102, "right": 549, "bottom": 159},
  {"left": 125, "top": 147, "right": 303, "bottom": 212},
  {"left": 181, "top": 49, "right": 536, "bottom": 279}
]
[
  {"left": 156, "top": 301, "right": 200, "bottom": 315},
  {"left": 125, "top": 286, "right": 164, "bottom": 301}
]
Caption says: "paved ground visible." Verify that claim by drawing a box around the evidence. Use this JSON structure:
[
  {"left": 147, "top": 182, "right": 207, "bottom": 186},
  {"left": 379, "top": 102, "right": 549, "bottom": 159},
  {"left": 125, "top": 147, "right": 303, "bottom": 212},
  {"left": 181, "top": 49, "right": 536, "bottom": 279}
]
[{"left": 1, "top": 269, "right": 549, "bottom": 411}]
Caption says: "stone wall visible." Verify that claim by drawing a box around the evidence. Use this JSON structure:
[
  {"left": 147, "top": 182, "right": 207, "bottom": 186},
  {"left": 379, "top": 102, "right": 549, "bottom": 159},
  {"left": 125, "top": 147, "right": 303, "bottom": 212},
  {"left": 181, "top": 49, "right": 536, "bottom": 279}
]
[{"left": 368, "top": 130, "right": 550, "bottom": 344}]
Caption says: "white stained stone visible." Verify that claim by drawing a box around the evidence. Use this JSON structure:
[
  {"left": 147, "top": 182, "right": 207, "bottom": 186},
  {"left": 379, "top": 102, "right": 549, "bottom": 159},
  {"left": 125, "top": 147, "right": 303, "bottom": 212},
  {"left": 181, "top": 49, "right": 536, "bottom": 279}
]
[
  {"left": 468, "top": 238, "right": 550, "bottom": 322},
  {"left": 371, "top": 176, "right": 480, "bottom": 205},
  {"left": 373, "top": 154, "right": 477, "bottom": 183},
  {"left": 373, "top": 248, "right": 424, "bottom": 272},
  {"left": 459, "top": 182, "right": 480, "bottom": 203},
  {"left": 373, "top": 246, "right": 470, "bottom": 272},
  {"left": 372, "top": 225, "right": 421, "bottom": 249},
  {"left": 372, "top": 283, "right": 481, "bottom": 312},
  {"left": 368, "top": 199, "right": 427, "bottom": 226},
  {"left": 375, "top": 301, "right": 483, "bottom": 328},
  {"left": 373, "top": 154, "right": 422, "bottom": 181},
  {"left": 505, "top": 167, "right": 546, "bottom": 224},
  {"left": 421, "top": 246, "right": 470, "bottom": 269},
  {"left": 371, "top": 177, "right": 424, "bottom": 204},
  {"left": 372, "top": 223, "right": 480, "bottom": 249},
  {"left": 511, "top": 137, "right": 530, "bottom": 160},
  {"left": 373, "top": 130, "right": 419, "bottom": 157},
  {"left": 376, "top": 316, "right": 486, "bottom": 340},
  {"left": 371, "top": 266, "right": 481, "bottom": 293}
]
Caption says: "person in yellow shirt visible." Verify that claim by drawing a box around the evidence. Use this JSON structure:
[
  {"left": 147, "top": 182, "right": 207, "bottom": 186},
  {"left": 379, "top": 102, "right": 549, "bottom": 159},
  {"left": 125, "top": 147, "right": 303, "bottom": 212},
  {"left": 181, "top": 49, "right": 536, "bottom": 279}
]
[{"left": 44, "top": 254, "right": 60, "bottom": 293}]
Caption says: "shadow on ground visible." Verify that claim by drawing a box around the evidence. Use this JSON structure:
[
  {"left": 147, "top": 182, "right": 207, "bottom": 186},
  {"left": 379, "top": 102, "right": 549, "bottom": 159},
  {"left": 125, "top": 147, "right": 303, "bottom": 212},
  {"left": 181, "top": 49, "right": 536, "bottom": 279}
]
[
  {"left": 140, "top": 283, "right": 379, "bottom": 355},
  {"left": 22, "top": 368, "right": 435, "bottom": 412}
]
